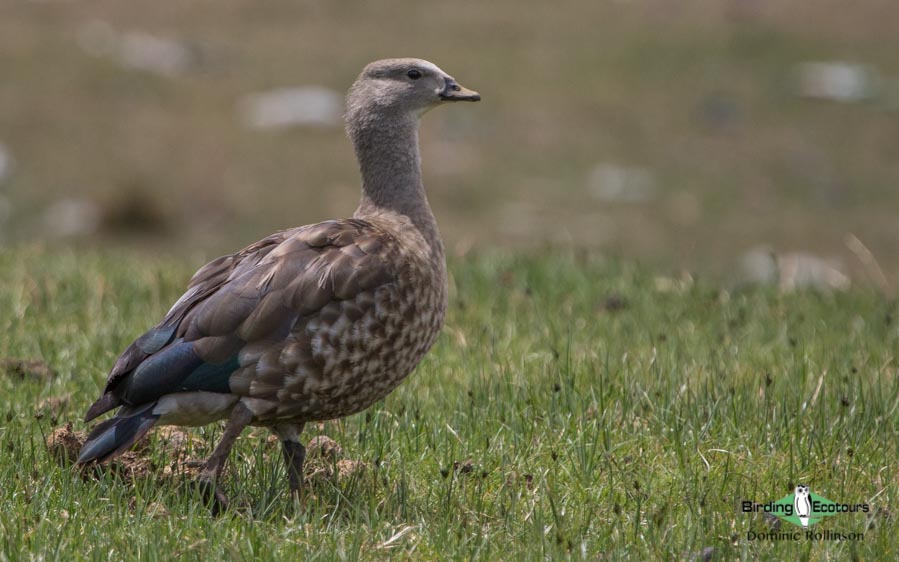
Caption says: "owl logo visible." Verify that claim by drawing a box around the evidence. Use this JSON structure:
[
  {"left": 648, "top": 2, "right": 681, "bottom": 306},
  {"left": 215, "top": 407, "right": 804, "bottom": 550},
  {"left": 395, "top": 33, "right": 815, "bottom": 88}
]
[{"left": 794, "top": 485, "right": 811, "bottom": 527}]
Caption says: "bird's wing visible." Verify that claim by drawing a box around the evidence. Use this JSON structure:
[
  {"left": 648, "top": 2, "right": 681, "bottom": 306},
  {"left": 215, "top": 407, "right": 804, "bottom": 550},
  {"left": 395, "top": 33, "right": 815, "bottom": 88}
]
[{"left": 84, "top": 219, "right": 396, "bottom": 421}]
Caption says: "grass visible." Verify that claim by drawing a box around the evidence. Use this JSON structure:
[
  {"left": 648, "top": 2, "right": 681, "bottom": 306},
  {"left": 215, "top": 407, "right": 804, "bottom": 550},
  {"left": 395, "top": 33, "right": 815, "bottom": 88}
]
[{"left": 0, "top": 246, "right": 896, "bottom": 560}]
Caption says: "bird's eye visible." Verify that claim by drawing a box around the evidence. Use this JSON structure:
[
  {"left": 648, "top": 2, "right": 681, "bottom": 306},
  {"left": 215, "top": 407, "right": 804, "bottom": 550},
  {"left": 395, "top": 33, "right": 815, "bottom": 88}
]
[{"left": 407, "top": 69, "right": 422, "bottom": 80}]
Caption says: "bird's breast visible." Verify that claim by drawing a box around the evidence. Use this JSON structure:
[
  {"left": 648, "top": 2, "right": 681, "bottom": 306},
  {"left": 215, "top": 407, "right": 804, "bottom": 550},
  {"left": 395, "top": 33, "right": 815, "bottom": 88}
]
[{"left": 231, "top": 248, "right": 447, "bottom": 422}]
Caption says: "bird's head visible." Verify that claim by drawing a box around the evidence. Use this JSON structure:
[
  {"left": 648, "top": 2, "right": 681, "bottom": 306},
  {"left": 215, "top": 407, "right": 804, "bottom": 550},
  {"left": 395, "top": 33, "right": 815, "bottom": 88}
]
[{"left": 346, "top": 58, "right": 480, "bottom": 127}]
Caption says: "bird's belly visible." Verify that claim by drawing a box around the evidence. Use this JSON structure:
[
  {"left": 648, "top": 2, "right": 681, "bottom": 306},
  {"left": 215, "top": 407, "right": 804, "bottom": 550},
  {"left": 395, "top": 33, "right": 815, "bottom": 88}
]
[
  {"left": 284, "top": 302, "right": 443, "bottom": 418},
  {"left": 233, "top": 276, "right": 446, "bottom": 422},
  {"left": 154, "top": 391, "right": 239, "bottom": 426}
]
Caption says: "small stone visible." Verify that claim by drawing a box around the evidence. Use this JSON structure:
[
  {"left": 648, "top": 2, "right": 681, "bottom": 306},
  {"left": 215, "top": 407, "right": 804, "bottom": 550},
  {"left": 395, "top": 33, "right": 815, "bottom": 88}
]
[
  {"left": 588, "top": 162, "right": 656, "bottom": 203},
  {"left": 78, "top": 21, "right": 199, "bottom": 77},
  {"left": 42, "top": 198, "right": 101, "bottom": 238},
  {"left": 239, "top": 87, "right": 343, "bottom": 130},
  {"left": 777, "top": 252, "right": 849, "bottom": 292},
  {"left": 797, "top": 61, "right": 879, "bottom": 103},
  {"left": 155, "top": 427, "right": 202, "bottom": 455},
  {"left": 0, "top": 143, "right": 12, "bottom": 185},
  {"left": 336, "top": 459, "right": 366, "bottom": 480},
  {"left": 306, "top": 435, "right": 343, "bottom": 461},
  {"left": 2, "top": 358, "right": 56, "bottom": 381},
  {"left": 117, "top": 31, "right": 199, "bottom": 77},
  {"left": 46, "top": 423, "right": 86, "bottom": 466},
  {"left": 739, "top": 247, "right": 850, "bottom": 292},
  {"left": 110, "top": 452, "right": 153, "bottom": 481}
]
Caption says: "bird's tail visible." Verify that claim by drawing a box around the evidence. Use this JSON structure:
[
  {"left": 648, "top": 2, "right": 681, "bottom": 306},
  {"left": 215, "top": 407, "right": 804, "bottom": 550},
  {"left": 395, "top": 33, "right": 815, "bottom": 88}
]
[
  {"left": 76, "top": 403, "right": 159, "bottom": 464},
  {"left": 799, "top": 516, "right": 809, "bottom": 527}
]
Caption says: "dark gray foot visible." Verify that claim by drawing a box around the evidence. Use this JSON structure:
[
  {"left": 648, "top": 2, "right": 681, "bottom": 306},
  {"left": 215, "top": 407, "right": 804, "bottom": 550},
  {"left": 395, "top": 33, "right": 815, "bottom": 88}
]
[
  {"left": 281, "top": 440, "right": 306, "bottom": 495},
  {"left": 196, "top": 475, "right": 229, "bottom": 516}
]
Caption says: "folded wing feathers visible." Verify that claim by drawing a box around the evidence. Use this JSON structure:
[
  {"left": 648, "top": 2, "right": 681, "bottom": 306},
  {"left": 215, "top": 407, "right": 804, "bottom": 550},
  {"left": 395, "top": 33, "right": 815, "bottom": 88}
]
[
  {"left": 192, "top": 333, "right": 244, "bottom": 364},
  {"left": 238, "top": 293, "right": 295, "bottom": 342},
  {"left": 86, "top": 219, "right": 395, "bottom": 423}
]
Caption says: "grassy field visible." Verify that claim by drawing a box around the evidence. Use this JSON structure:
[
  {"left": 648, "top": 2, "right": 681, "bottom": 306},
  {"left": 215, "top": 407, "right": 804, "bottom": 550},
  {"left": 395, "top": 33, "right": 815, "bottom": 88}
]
[
  {"left": 0, "top": 247, "right": 896, "bottom": 560},
  {"left": 2, "top": 1, "right": 899, "bottom": 282}
]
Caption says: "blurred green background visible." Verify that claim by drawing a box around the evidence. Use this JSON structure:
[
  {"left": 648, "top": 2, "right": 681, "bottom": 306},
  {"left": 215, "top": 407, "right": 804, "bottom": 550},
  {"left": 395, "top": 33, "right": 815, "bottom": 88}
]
[{"left": 1, "top": 0, "right": 897, "bottom": 286}]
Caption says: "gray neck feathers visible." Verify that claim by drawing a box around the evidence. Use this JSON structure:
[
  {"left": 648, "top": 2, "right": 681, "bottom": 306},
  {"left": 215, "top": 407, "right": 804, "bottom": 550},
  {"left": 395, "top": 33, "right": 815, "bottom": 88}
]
[{"left": 346, "top": 84, "right": 439, "bottom": 245}]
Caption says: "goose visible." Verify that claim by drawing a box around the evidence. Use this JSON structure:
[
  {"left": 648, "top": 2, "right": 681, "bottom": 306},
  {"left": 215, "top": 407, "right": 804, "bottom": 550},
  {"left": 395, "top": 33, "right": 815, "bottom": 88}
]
[{"left": 77, "top": 58, "right": 480, "bottom": 510}]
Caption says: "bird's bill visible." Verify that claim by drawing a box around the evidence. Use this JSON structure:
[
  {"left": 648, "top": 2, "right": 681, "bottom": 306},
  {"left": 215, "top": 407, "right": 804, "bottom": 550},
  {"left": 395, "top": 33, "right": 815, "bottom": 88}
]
[{"left": 439, "top": 77, "right": 481, "bottom": 102}]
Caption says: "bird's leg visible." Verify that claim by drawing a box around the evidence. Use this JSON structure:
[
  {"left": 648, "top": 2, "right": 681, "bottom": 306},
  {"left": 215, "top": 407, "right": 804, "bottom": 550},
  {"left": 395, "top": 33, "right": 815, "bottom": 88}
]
[
  {"left": 282, "top": 440, "right": 306, "bottom": 494},
  {"left": 272, "top": 423, "right": 306, "bottom": 496},
  {"left": 197, "top": 401, "right": 254, "bottom": 514}
]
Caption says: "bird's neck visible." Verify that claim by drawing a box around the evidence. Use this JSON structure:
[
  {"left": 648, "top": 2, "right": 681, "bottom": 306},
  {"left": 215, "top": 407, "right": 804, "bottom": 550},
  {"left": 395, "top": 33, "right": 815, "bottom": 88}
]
[{"left": 349, "top": 111, "right": 440, "bottom": 247}]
